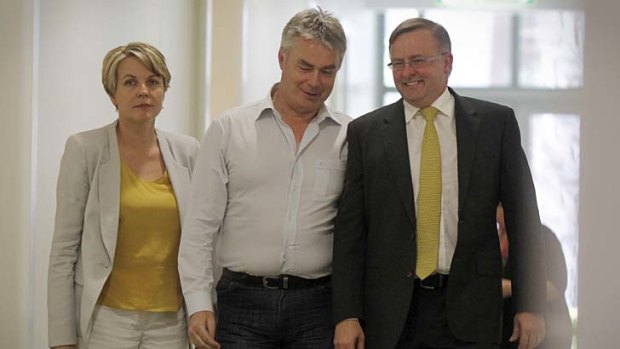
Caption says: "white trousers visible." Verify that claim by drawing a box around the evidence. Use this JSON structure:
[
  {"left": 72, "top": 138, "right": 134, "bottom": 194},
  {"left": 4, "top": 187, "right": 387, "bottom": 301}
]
[{"left": 80, "top": 305, "right": 188, "bottom": 349}]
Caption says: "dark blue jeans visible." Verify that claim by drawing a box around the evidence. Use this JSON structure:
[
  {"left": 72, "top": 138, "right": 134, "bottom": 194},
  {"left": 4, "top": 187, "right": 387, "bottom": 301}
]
[{"left": 215, "top": 276, "right": 334, "bottom": 349}]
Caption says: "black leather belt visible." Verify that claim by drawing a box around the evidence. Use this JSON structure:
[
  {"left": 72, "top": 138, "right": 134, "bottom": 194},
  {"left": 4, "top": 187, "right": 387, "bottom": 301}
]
[
  {"left": 222, "top": 268, "right": 330, "bottom": 290},
  {"left": 415, "top": 274, "right": 449, "bottom": 290}
]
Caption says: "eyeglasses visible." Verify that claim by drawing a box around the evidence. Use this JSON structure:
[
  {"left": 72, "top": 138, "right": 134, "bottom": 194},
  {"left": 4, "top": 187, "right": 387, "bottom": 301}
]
[{"left": 387, "top": 53, "right": 446, "bottom": 71}]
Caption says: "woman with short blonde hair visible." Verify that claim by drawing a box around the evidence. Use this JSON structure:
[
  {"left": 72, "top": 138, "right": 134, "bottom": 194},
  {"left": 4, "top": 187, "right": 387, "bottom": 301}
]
[{"left": 48, "top": 42, "right": 198, "bottom": 349}]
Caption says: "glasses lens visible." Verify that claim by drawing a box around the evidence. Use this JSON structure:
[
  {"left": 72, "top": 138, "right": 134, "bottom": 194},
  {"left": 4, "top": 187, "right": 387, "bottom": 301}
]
[{"left": 390, "top": 62, "right": 404, "bottom": 71}]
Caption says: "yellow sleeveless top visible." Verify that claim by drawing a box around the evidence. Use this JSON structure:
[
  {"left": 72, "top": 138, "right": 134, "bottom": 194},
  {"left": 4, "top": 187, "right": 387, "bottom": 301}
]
[{"left": 98, "top": 163, "right": 182, "bottom": 312}]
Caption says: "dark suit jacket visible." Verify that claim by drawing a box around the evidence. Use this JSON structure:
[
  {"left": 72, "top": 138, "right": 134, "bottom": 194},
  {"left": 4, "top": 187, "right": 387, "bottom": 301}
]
[{"left": 332, "top": 88, "right": 546, "bottom": 348}]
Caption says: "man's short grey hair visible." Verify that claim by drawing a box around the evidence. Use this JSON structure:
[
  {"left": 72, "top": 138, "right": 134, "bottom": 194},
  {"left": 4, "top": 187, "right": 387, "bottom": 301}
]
[
  {"left": 280, "top": 7, "right": 347, "bottom": 64},
  {"left": 388, "top": 17, "right": 451, "bottom": 53}
]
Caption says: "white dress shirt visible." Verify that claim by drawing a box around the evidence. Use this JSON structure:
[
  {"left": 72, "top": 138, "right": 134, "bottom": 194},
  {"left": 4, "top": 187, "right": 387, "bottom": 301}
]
[
  {"left": 179, "top": 86, "right": 351, "bottom": 314},
  {"left": 404, "top": 88, "right": 459, "bottom": 274}
]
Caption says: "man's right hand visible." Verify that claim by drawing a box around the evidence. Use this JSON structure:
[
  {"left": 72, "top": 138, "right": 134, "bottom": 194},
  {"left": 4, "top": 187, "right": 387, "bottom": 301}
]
[
  {"left": 188, "top": 310, "right": 220, "bottom": 349},
  {"left": 334, "top": 319, "right": 365, "bottom": 349}
]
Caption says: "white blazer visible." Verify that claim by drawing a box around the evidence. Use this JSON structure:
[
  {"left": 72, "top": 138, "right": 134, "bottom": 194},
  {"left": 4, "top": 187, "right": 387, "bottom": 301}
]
[{"left": 47, "top": 121, "right": 199, "bottom": 347}]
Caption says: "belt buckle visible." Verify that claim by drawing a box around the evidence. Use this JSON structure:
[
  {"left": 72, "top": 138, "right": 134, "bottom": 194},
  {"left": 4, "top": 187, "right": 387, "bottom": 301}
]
[
  {"left": 418, "top": 278, "right": 437, "bottom": 290},
  {"left": 262, "top": 276, "right": 289, "bottom": 289},
  {"left": 419, "top": 274, "right": 445, "bottom": 290}
]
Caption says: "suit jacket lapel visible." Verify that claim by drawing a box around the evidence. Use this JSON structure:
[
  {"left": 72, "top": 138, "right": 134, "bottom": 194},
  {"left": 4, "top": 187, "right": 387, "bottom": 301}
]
[
  {"left": 381, "top": 100, "right": 415, "bottom": 226},
  {"left": 452, "top": 89, "right": 481, "bottom": 211},
  {"left": 99, "top": 122, "right": 120, "bottom": 264},
  {"left": 157, "top": 132, "right": 192, "bottom": 220}
]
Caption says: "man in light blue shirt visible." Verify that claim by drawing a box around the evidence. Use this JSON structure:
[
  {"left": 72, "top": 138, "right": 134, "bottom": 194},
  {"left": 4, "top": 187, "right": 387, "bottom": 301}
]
[{"left": 179, "top": 7, "right": 350, "bottom": 349}]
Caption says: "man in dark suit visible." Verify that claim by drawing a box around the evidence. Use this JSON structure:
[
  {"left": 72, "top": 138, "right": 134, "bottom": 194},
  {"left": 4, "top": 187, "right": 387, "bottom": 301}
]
[{"left": 332, "top": 18, "right": 546, "bottom": 349}]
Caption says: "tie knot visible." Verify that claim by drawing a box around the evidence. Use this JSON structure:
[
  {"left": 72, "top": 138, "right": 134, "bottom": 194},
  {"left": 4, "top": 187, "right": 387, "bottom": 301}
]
[{"left": 420, "top": 106, "right": 439, "bottom": 122}]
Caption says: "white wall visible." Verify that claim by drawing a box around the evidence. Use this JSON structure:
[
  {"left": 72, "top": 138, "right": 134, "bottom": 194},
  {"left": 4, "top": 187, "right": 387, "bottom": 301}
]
[
  {"left": 578, "top": 1, "right": 620, "bottom": 347},
  {"left": 241, "top": 0, "right": 307, "bottom": 104},
  {"left": 0, "top": 0, "right": 34, "bottom": 347}
]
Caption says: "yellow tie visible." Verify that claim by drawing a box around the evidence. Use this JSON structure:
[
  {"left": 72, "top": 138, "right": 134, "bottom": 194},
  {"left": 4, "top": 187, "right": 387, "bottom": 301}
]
[{"left": 416, "top": 106, "right": 441, "bottom": 280}]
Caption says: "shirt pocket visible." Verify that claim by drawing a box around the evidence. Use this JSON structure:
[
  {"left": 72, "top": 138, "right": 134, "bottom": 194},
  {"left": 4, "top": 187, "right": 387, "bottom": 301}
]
[{"left": 313, "top": 158, "right": 346, "bottom": 198}]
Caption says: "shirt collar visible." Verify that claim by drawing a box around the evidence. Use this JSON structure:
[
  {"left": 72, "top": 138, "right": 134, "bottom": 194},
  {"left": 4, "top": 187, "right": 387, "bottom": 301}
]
[
  {"left": 403, "top": 87, "right": 455, "bottom": 124},
  {"left": 255, "top": 83, "right": 343, "bottom": 125},
  {"left": 255, "top": 86, "right": 278, "bottom": 120}
]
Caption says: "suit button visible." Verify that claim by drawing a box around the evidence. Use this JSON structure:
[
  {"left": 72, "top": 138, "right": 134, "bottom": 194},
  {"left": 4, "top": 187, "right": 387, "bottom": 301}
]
[{"left": 406, "top": 271, "right": 413, "bottom": 278}]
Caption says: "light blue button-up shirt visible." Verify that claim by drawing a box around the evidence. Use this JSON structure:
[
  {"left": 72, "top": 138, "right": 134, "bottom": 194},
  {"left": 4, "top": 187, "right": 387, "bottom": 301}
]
[{"left": 179, "top": 86, "right": 351, "bottom": 314}]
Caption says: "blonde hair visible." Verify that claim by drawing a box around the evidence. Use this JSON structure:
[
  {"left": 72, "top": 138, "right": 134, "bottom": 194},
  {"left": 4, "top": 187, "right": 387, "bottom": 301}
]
[{"left": 101, "top": 42, "right": 171, "bottom": 97}]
